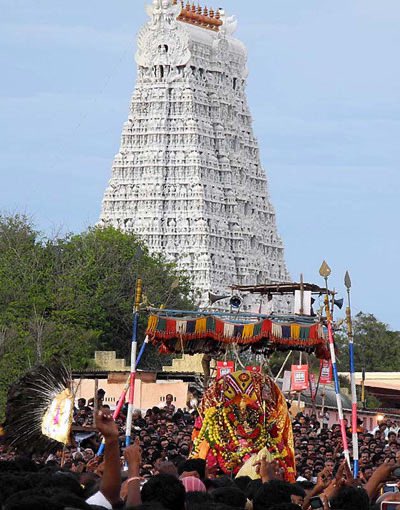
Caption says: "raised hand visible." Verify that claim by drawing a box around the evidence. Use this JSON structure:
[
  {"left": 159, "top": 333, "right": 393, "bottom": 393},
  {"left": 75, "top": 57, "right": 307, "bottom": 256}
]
[
  {"left": 253, "top": 458, "right": 284, "bottom": 483},
  {"left": 322, "top": 461, "right": 348, "bottom": 501},
  {"left": 124, "top": 437, "right": 142, "bottom": 467},
  {"left": 95, "top": 410, "right": 119, "bottom": 441},
  {"left": 86, "top": 457, "right": 100, "bottom": 472},
  {"left": 316, "top": 467, "right": 332, "bottom": 491}
]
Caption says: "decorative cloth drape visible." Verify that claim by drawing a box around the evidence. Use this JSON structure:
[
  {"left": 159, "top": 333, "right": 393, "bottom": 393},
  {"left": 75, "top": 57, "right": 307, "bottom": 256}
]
[{"left": 146, "top": 314, "right": 329, "bottom": 358}]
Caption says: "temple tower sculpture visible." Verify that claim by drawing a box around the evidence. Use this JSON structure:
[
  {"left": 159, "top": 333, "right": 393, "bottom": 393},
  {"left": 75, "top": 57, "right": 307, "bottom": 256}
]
[{"left": 99, "top": 0, "right": 290, "bottom": 300}]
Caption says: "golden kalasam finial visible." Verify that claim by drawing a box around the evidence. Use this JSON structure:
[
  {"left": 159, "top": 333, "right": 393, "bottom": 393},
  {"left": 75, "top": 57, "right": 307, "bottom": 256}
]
[
  {"left": 209, "top": 7, "right": 214, "bottom": 17},
  {"left": 203, "top": 6, "right": 208, "bottom": 16},
  {"left": 197, "top": 4, "right": 202, "bottom": 14}
]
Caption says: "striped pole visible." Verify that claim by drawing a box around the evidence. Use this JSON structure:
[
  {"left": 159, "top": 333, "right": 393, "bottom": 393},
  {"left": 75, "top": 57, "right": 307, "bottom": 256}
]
[
  {"left": 320, "top": 261, "right": 350, "bottom": 466},
  {"left": 135, "top": 335, "right": 150, "bottom": 369},
  {"left": 96, "top": 335, "right": 150, "bottom": 456},
  {"left": 345, "top": 271, "right": 359, "bottom": 477},
  {"left": 125, "top": 278, "right": 143, "bottom": 447}
]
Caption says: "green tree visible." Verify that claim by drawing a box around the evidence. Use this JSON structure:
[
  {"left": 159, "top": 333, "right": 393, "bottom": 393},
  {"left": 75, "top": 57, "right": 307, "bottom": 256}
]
[
  {"left": 0, "top": 215, "right": 193, "bottom": 418},
  {"left": 49, "top": 226, "right": 193, "bottom": 365},
  {"left": 336, "top": 312, "right": 400, "bottom": 372}
]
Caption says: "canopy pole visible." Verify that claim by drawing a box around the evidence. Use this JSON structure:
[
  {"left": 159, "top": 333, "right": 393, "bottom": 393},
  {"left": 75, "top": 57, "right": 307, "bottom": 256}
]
[{"left": 320, "top": 261, "right": 350, "bottom": 467}]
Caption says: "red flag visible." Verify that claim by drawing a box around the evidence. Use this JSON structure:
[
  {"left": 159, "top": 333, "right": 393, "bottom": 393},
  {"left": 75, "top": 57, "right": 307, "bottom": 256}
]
[
  {"left": 291, "top": 364, "right": 309, "bottom": 391},
  {"left": 320, "top": 360, "right": 332, "bottom": 384},
  {"left": 216, "top": 361, "right": 235, "bottom": 379}
]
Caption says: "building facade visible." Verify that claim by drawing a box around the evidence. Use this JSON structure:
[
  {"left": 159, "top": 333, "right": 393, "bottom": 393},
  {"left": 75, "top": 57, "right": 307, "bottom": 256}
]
[{"left": 99, "top": 1, "right": 290, "bottom": 301}]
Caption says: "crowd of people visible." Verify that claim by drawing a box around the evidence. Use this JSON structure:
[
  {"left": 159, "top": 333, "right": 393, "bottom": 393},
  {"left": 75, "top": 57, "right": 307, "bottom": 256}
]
[
  {"left": 292, "top": 414, "right": 400, "bottom": 483},
  {"left": 1, "top": 391, "right": 400, "bottom": 510}
]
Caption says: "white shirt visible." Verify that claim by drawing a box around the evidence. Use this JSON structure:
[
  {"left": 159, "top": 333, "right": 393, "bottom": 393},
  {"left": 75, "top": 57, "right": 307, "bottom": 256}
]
[{"left": 86, "top": 491, "right": 112, "bottom": 509}]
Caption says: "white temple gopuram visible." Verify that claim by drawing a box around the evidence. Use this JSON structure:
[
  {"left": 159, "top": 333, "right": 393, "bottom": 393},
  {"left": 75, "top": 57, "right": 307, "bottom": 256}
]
[{"left": 99, "top": 0, "right": 290, "bottom": 301}]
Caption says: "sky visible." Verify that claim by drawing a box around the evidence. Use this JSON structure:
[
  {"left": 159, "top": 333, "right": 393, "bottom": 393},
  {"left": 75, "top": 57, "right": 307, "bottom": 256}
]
[{"left": 1, "top": 1, "right": 399, "bottom": 329}]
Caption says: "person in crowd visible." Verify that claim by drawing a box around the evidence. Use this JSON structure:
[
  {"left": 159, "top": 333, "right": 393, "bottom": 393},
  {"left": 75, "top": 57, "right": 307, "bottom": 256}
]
[
  {"left": 2, "top": 400, "right": 400, "bottom": 509},
  {"left": 164, "top": 394, "right": 176, "bottom": 415}
]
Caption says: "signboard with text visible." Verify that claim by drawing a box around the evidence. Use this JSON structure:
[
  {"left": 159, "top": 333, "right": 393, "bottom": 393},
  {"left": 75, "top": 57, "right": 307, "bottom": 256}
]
[
  {"left": 216, "top": 361, "right": 235, "bottom": 379},
  {"left": 291, "top": 364, "right": 309, "bottom": 391},
  {"left": 320, "top": 360, "right": 333, "bottom": 384}
]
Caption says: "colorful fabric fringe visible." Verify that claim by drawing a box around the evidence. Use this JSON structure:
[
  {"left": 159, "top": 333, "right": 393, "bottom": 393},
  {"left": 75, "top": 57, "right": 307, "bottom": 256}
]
[{"left": 146, "top": 315, "right": 329, "bottom": 359}]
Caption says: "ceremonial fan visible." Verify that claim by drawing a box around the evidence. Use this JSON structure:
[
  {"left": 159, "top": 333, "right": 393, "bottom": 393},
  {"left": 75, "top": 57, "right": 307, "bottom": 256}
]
[{"left": 4, "top": 364, "right": 74, "bottom": 452}]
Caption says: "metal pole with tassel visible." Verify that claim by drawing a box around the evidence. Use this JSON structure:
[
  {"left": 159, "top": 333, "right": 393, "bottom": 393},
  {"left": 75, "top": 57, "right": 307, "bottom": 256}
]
[
  {"left": 125, "top": 278, "right": 142, "bottom": 447},
  {"left": 345, "top": 270, "right": 359, "bottom": 477},
  {"left": 319, "top": 261, "right": 350, "bottom": 466}
]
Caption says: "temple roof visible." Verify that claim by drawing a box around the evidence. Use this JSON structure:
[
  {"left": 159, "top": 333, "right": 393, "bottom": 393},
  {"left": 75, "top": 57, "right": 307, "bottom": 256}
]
[{"left": 174, "top": 1, "right": 223, "bottom": 31}]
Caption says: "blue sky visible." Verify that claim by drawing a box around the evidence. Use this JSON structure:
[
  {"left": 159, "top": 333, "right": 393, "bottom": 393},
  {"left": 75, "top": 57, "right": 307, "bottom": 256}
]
[{"left": 1, "top": 1, "right": 399, "bottom": 329}]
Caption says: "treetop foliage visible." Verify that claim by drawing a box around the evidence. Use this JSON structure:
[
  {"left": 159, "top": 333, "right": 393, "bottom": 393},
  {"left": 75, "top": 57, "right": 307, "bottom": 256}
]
[
  {"left": 0, "top": 214, "right": 193, "bottom": 418},
  {"left": 335, "top": 312, "right": 400, "bottom": 372}
]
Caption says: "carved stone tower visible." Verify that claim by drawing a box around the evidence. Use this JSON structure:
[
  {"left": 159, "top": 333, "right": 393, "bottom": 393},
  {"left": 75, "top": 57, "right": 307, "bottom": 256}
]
[{"left": 99, "top": 0, "right": 290, "bottom": 300}]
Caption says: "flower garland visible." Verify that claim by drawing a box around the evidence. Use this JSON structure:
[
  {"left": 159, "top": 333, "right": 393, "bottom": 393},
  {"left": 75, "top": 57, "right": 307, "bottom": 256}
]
[
  {"left": 192, "top": 401, "right": 285, "bottom": 474},
  {"left": 191, "top": 370, "right": 296, "bottom": 480}
]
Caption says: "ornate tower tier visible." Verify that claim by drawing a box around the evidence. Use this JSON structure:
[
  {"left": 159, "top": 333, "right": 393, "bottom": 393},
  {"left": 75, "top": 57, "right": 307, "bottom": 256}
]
[{"left": 99, "top": 0, "right": 290, "bottom": 299}]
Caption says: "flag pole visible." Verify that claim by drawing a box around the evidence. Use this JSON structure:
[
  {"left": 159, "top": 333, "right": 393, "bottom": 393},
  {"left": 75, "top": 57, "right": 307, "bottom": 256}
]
[
  {"left": 125, "top": 278, "right": 142, "bottom": 447},
  {"left": 319, "top": 261, "right": 350, "bottom": 466},
  {"left": 345, "top": 270, "right": 359, "bottom": 477},
  {"left": 96, "top": 335, "right": 150, "bottom": 456}
]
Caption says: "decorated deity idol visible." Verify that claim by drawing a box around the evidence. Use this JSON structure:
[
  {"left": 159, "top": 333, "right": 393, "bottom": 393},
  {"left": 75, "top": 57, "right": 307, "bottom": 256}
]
[{"left": 191, "top": 370, "right": 295, "bottom": 481}]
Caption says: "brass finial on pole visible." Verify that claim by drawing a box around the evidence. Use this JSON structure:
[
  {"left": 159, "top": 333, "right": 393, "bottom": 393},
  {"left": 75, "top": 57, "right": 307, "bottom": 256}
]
[
  {"left": 134, "top": 278, "right": 143, "bottom": 312},
  {"left": 319, "top": 260, "right": 331, "bottom": 281},
  {"left": 319, "top": 260, "right": 332, "bottom": 322}
]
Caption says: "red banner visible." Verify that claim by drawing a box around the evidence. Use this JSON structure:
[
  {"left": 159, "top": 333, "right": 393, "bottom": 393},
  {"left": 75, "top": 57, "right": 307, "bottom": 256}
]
[
  {"left": 320, "top": 360, "right": 332, "bottom": 384},
  {"left": 246, "top": 365, "right": 261, "bottom": 373},
  {"left": 216, "top": 361, "right": 235, "bottom": 379},
  {"left": 291, "top": 364, "right": 309, "bottom": 391}
]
